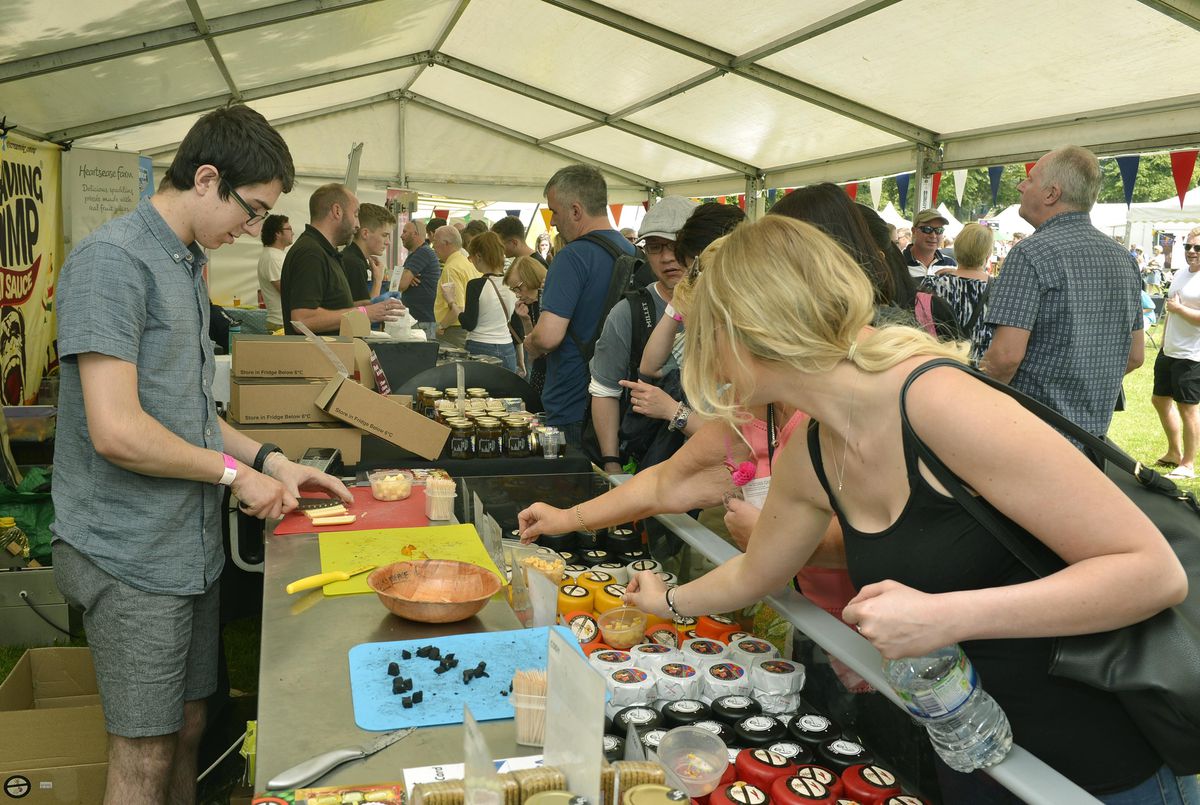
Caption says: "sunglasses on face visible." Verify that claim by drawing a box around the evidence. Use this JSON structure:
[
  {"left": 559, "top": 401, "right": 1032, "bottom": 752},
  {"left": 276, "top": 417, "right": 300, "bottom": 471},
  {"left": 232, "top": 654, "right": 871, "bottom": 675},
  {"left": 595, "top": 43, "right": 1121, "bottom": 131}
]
[
  {"left": 917, "top": 225, "right": 945, "bottom": 235},
  {"left": 1184, "top": 244, "right": 1200, "bottom": 252}
]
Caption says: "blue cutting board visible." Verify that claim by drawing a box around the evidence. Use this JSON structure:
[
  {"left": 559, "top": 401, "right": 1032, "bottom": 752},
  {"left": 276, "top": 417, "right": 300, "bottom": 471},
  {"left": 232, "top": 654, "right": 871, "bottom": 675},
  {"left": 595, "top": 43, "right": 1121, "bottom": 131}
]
[{"left": 348, "top": 626, "right": 582, "bottom": 731}]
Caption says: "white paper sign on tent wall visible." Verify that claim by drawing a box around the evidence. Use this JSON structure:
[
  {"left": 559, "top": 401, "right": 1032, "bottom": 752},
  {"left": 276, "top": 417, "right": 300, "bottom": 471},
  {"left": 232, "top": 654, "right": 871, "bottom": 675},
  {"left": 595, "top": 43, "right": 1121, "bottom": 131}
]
[{"left": 61, "top": 148, "right": 140, "bottom": 254}]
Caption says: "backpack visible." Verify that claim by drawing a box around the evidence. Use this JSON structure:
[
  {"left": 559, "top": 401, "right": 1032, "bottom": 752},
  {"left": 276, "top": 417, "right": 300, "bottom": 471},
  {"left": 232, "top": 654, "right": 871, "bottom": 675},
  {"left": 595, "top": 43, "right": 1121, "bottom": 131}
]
[{"left": 566, "top": 233, "right": 648, "bottom": 363}]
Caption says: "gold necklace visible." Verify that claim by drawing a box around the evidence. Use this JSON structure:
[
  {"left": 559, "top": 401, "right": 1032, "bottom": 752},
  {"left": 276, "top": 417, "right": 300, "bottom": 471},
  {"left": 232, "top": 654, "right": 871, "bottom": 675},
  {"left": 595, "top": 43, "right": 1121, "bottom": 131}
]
[{"left": 831, "top": 370, "right": 859, "bottom": 493}]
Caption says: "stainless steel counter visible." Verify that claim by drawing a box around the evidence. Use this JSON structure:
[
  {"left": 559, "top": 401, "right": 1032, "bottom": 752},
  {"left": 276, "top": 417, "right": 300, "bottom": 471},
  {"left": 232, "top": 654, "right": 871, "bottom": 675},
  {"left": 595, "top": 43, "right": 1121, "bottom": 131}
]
[{"left": 255, "top": 523, "right": 524, "bottom": 792}]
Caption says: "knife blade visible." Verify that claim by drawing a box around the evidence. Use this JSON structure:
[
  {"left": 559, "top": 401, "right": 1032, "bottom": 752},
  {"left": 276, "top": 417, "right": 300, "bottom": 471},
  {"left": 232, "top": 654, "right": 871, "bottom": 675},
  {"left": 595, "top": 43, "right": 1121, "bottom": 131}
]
[{"left": 266, "top": 727, "right": 415, "bottom": 790}]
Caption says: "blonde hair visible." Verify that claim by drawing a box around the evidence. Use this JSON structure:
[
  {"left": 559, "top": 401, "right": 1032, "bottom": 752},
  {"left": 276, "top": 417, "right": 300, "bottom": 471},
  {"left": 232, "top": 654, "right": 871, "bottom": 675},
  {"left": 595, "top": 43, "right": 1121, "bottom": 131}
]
[
  {"left": 953, "top": 223, "right": 994, "bottom": 269},
  {"left": 682, "top": 216, "right": 966, "bottom": 426},
  {"left": 1187, "top": 226, "right": 1200, "bottom": 242},
  {"left": 670, "top": 236, "right": 727, "bottom": 319},
  {"left": 506, "top": 255, "right": 547, "bottom": 290}
]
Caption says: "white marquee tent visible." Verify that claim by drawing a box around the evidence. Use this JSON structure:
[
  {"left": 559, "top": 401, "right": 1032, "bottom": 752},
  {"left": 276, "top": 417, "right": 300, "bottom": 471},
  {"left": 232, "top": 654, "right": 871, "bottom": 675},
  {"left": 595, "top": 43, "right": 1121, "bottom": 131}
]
[{"left": 5, "top": 0, "right": 1200, "bottom": 300}]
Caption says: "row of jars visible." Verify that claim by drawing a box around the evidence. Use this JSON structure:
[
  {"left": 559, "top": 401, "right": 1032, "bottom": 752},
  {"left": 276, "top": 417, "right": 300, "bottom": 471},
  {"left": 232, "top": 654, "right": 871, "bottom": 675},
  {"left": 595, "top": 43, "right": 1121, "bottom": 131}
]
[
  {"left": 445, "top": 413, "right": 536, "bottom": 459},
  {"left": 415, "top": 386, "right": 496, "bottom": 420}
]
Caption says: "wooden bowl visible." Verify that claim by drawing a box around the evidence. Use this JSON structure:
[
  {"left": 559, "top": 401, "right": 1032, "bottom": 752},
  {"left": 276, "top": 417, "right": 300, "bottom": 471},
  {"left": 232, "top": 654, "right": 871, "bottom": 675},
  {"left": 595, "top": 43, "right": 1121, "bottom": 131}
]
[{"left": 367, "top": 560, "right": 502, "bottom": 623}]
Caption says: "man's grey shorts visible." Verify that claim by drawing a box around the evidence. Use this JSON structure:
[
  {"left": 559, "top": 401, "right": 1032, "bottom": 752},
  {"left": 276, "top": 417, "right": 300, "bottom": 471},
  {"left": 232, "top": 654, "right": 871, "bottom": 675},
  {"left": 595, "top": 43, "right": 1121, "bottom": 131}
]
[{"left": 52, "top": 540, "right": 220, "bottom": 738}]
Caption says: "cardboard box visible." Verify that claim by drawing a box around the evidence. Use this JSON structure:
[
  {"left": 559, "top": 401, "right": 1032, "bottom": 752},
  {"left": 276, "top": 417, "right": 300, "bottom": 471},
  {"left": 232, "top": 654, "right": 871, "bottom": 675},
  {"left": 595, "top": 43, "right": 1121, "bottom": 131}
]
[
  {"left": 0, "top": 568, "right": 79, "bottom": 646},
  {"left": 228, "top": 378, "right": 338, "bottom": 425},
  {"left": 225, "top": 421, "right": 362, "bottom": 466},
  {"left": 0, "top": 648, "right": 107, "bottom": 804},
  {"left": 339, "top": 309, "right": 370, "bottom": 338},
  {"left": 315, "top": 376, "right": 448, "bottom": 460},
  {"left": 231, "top": 335, "right": 357, "bottom": 379}
]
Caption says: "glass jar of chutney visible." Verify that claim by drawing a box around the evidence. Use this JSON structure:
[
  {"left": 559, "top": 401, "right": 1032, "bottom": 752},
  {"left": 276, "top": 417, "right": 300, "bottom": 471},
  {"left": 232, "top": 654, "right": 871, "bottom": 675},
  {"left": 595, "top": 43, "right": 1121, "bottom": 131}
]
[
  {"left": 447, "top": 418, "right": 476, "bottom": 460},
  {"left": 422, "top": 390, "right": 444, "bottom": 419},
  {"left": 475, "top": 417, "right": 503, "bottom": 459},
  {"left": 503, "top": 417, "right": 532, "bottom": 458}
]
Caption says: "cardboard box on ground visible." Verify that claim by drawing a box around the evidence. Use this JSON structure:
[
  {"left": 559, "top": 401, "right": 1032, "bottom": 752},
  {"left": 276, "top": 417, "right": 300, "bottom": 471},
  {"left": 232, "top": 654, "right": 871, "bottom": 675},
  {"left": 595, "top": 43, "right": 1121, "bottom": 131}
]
[
  {"left": 0, "top": 648, "right": 107, "bottom": 804},
  {"left": 226, "top": 312, "right": 448, "bottom": 461}
]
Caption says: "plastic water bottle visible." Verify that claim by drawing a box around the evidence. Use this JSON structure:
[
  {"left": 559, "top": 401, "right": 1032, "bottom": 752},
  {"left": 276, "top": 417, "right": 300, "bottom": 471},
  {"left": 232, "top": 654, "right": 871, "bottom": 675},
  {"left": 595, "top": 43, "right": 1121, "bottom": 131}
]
[{"left": 883, "top": 644, "right": 1013, "bottom": 772}]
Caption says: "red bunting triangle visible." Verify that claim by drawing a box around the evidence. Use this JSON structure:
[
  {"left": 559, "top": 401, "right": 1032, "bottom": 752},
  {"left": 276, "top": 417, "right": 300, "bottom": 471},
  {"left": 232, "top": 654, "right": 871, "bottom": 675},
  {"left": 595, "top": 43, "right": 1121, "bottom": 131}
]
[
  {"left": 609, "top": 204, "right": 624, "bottom": 225},
  {"left": 642, "top": 201, "right": 649, "bottom": 211},
  {"left": 1024, "top": 163, "right": 1036, "bottom": 177},
  {"left": 433, "top": 208, "right": 450, "bottom": 219},
  {"left": 844, "top": 182, "right": 858, "bottom": 200},
  {"left": 1171, "top": 150, "right": 1198, "bottom": 208},
  {"left": 737, "top": 194, "right": 746, "bottom": 210},
  {"left": 930, "top": 172, "right": 942, "bottom": 205}
]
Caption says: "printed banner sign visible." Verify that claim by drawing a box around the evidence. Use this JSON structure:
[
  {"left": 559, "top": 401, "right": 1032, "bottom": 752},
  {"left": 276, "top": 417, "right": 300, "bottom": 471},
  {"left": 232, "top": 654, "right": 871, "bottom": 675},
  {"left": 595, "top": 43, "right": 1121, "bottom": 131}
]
[
  {"left": 61, "top": 148, "right": 139, "bottom": 255},
  {"left": 0, "top": 135, "right": 62, "bottom": 404}
]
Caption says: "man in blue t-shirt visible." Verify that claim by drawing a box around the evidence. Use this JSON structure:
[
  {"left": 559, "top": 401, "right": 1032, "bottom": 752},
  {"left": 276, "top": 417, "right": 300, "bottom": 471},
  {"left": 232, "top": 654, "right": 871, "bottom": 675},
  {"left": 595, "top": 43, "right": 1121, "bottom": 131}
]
[
  {"left": 397, "top": 219, "right": 441, "bottom": 340},
  {"left": 527, "top": 165, "right": 635, "bottom": 447}
]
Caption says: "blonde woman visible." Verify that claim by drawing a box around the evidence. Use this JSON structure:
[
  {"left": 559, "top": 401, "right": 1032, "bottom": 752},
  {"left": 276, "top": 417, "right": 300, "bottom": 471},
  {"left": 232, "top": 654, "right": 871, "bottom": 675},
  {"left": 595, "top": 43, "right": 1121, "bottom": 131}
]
[
  {"left": 921, "top": 222, "right": 994, "bottom": 362},
  {"left": 622, "top": 216, "right": 1190, "bottom": 802},
  {"left": 506, "top": 255, "right": 548, "bottom": 392},
  {"left": 444, "top": 231, "right": 521, "bottom": 372}
]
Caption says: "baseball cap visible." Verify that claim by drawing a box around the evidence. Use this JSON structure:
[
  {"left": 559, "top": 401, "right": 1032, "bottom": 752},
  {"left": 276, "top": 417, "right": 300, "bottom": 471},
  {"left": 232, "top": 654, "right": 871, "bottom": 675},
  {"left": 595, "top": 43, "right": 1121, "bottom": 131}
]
[
  {"left": 639, "top": 196, "right": 699, "bottom": 243},
  {"left": 913, "top": 208, "right": 949, "bottom": 227}
]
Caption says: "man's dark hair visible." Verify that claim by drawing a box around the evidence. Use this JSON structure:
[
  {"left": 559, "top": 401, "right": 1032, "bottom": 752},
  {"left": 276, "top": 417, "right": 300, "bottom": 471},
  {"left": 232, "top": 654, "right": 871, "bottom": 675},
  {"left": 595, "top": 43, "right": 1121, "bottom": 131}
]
[
  {"left": 674, "top": 203, "right": 745, "bottom": 265},
  {"left": 491, "top": 215, "right": 525, "bottom": 241},
  {"left": 544, "top": 165, "right": 607, "bottom": 216},
  {"left": 164, "top": 105, "right": 294, "bottom": 196},
  {"left": 427, "top": 216, "right": 448, "bottom": 233},
  {"left": 260, "top": 214, "right": 289, "bottom": 247}
]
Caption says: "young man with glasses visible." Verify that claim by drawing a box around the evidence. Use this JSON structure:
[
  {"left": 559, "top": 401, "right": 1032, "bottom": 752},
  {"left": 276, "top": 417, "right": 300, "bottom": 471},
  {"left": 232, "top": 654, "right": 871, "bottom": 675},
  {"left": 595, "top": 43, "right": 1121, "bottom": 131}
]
[
  {"left": 903, "top": 208, "right": 957, "bottom": 278},
  {"left": 52, "top": 105, "right": 354, "bottom": 804},
  {"left": 280, "top": 183, "right": 405, "bottom": 334}
]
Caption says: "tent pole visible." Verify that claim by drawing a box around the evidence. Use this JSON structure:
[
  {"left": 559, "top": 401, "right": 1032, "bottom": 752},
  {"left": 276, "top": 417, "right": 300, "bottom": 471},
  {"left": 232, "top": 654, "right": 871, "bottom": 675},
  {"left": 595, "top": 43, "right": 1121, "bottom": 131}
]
[{"left": 398, "top": 97, "right": 407, "bottom": 187}]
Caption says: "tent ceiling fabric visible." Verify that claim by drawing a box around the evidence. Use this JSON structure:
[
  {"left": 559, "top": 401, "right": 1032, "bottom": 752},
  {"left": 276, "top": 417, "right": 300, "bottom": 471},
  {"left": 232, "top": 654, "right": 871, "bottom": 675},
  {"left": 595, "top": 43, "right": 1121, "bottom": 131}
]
[{"left": 4, "top": 0, "right": 1200, "bottom": 197}]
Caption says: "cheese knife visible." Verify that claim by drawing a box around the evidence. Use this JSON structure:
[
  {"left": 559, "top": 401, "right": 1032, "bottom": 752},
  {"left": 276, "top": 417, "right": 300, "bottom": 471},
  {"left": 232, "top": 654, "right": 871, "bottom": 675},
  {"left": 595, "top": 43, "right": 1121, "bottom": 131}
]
[{"left": 266, "top": 727, "right": 415, "bottom": 790}]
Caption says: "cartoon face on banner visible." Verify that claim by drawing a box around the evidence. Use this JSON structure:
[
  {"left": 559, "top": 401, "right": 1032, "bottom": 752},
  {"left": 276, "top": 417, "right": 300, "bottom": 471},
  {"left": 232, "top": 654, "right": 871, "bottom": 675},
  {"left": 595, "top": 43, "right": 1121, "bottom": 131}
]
[{"left": 0, "top": 136, "right": 61, "bottom": 404}]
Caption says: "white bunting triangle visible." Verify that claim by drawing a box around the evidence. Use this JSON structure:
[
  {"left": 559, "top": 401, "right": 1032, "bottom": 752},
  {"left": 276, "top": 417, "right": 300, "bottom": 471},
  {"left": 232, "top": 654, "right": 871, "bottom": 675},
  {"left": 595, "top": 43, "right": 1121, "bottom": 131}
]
[
  {"left": 868, "top": 177, "right": 884, "bottom": 210},
  {"left": 953, "top": 169, "right": 969, "bottom": 206}
]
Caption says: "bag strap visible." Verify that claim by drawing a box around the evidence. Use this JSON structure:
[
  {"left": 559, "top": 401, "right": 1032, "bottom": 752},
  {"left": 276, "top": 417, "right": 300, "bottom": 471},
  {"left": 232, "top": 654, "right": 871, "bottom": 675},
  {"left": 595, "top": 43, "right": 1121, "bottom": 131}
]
[
  {"left": 579, "top": 231, "right": 625, "bottom": 259},
  {"left": 567, "top": 232, "right": 626, "bottom": 361},
  {"left": 486, "top": 276, "right": 522, "bottom": 343}
]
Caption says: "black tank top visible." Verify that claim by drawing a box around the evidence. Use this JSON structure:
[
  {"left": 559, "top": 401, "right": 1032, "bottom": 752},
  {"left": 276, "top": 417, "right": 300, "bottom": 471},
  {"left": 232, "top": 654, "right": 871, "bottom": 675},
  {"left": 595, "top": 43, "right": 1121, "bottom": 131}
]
[{"left": 806, "top": 408, "right": 1160, "bottom": 794}]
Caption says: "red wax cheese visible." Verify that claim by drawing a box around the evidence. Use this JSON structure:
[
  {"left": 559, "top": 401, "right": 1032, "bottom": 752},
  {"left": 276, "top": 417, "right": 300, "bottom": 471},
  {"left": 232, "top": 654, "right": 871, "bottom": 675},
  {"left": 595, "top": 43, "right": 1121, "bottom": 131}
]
[
  {"left": 840, "top": 764, "right": 901, "bottom": 802},
  {"left": 778, "top": 767, "right": 842, "bottom": 800},
  {"left": 769, "top": 775, "right": 836, "bottom": 805},
  {"left": 708, "top": 782, "right": 771, "bottom": 805},
  {"left": 735, "top": 748, "right": 798, "bottom": 791}
]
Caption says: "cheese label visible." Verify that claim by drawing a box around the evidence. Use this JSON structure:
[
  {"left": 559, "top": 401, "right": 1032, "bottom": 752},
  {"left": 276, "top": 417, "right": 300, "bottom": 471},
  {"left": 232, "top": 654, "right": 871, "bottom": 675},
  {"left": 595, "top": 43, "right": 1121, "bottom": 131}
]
[
  {"left": 622, "top": 707, "right": 657, "bottom": 724},
  {"left": 720, "top": 695, "right": 753, "bottom": 708},
  {"left": 671, "top": 700, "right": 703, "bottom": 713},
  {"left": 828, "top": 739, "right": 865, "bottom": 757},
  {"left": 862, "top": 766, "right": 897, "bottom": 787},
  {"left": 707, "top": 662, "right": 745, "bottom": 681},
  {"left": 561, "top": 585, "right": 588, "bottom": 597},
  {"left": 686, "top": 639, "right": 724, "bottom": 655},
  {"left": 603, "top": 583, "right": 626, "bottom": 596},
  {"left": 786, "top": 778, "right": 828, "bottom": 798},
  {"left": 593, "top": 651, "right": 631, "bottom": 664},
  {"left": 724, "top": 783, "right": 767, "bottom": 805},
  {"left": 635, "top": 644, "right": 672, "bottom": 655},
  {"left": 741, "top": 715, "right": 776, "bottom": 732},
  {"left": 661, "top": 662, "right": 697, "bottom": 678},
  {"left": 602, "top": 735, "right": 621, "bottom": 751},
  {"left": 798, "top": 714, "right": 831, "bottom": 732},
  {"left": 611, "top": 668, "right": 649, "bottom": 684},
  {"left": 585, "top": 571, "right": 613, "bottom": 583},
  {"left": 642, "top": 729, "right": 666, "bottom": 747},
  {"left": 750, "top": 749, "right": 788, "bottom": 767},
  {"left": 710, "top": 614, "right": 737, "bottom": 625},
  {"left": 796, "top": 767, "right": 836, "bottom": 785},
  {"left": 736, "top": 639, "right": 773, "bottom": 654},
  {"left": 768, "top": 741, "right": 802, "bottom": 758},
  {"left": 632, "top": 560, "right": 657, "bottom": 571},
  {"left": 567, "top": 613, "right": 599, "bottom": 643},
  {"left": 760, "top": 660, "right": 796, "bottom": 674},
  {"left": 695, "top": 720, "right": 723, "bottom": 735}
]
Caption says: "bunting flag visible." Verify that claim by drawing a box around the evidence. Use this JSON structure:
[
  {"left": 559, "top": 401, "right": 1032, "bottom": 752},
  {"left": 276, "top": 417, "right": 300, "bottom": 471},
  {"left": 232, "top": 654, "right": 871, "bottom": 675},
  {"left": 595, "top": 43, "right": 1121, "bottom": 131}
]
[
  {"left": 987, "top": 166, "right": 1004, "bottom": 208},
  {"left": 690, "top": 197, "right": 702, "bottom": 204},
  {"left": 1171, "top": 150, "right": 1198, "bottom": 208},
  {"left": 844, "top": 182, "right": 858, "bottom": 200},
  {"left": 506, "top": 209, "right": 521, "bottom": 219},
  {"left": 737, "top": 194, "right": 746, "bottom": 210},
  {"left": 433, "top": 208, "right": 450, "bottom": 220},
  {"left": 609, "top": 204, "right": 624, "bottom": 226},
  {"left": 953, "top": 169, "right": 969, "bottom": 206},
  {"left": 930, "top": 172, "right": 942, "bottom": 206},
  {"left": 785, "top": 188, "right": 795, "bottom": 195},
  {"left": 767, "top": 188, "right": 778, "bottom": 206},
  {"left": 642, "top": 201, "right": 649, "bottom": 211},
  {"left": 868, "top": 177, "right": 883, "bottom": 209},
  {"left": 1115, "top": 155, "right": 1140, "bottom": 207},
  {"left": 1024, "top": 162, "right": 1036, "bottom": 177},
  {"left": 539, "top": 208, "right": 554, "bottom": 231},
  {"left": 895, "top": 173, "right": 913, "bottom": 213},
  {"left": 717, "top": 196, "right": 727, "bottom": 205}
]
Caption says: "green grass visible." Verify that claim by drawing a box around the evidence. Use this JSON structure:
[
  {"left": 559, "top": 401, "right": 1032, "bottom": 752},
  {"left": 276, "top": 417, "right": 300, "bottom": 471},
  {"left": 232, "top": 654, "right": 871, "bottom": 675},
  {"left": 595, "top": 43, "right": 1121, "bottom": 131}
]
[{"left": 1109, "top": 321, "right": 1200, "bottom": 496}]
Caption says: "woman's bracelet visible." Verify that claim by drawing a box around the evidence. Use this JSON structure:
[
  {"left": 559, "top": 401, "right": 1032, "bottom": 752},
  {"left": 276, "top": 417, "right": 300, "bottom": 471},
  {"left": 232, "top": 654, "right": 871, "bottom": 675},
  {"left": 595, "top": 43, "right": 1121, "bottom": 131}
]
[
  {"left": 574, "top": 505, "right": 595, "bottom": 537},
  {"left": 665, "top": 585, "right": 683, "bottom": 619}
]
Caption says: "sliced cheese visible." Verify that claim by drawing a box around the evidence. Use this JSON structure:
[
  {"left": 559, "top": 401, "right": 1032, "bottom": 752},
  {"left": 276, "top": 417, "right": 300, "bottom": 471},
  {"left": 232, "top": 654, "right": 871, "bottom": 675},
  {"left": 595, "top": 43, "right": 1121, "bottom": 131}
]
[
  {"left": 310, "top": 514, "right": 357, "bottom": 526},
  {"left": 305, "top": 504, "right": 348, "bottom": 519}
]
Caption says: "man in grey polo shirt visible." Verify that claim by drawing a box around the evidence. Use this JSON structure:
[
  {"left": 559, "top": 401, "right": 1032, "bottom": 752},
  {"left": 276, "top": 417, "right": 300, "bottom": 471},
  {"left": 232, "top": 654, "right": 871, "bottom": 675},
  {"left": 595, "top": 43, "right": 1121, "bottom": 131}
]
[{"left": 52, "top": 106, "right": 352, "bottom": 804}]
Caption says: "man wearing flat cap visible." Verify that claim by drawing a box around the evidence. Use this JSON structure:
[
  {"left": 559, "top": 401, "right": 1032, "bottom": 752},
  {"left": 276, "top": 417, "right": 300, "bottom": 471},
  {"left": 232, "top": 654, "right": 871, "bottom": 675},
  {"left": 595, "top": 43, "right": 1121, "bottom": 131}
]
[
  {"left": 905, "top": 208, "right": 957, "bottom": 278},
  {"left": 589, "top": 195, "right": 697, "bottom": 474}
]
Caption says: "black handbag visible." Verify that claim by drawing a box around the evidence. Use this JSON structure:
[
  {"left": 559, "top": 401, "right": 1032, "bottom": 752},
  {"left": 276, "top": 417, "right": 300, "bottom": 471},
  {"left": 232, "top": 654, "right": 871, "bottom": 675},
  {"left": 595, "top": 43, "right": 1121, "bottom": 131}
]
[{"left": 898, "top": 359, "right": 1200, "bottom": 775}]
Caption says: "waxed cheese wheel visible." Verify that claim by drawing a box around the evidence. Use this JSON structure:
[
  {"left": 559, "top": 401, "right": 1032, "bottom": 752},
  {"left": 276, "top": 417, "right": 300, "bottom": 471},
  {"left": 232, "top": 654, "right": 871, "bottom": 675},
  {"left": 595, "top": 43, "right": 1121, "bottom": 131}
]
[
  {"left": 681, "top": 638, "right": 728, "bottom": 671},
  {"left": 597, "top": 562, "right": 629, "bottom": 583},
  {"left": 654, "top": 662, "right": 701, "bottom": 700},
  {"left": 640, "top": 728, "right": 667, "bottom": 755},
  {"left": 709, "top": 782, "right": 771, "bottom": 805},
  {"left": 558, "top": 584, "right": 593, "bottom": 616},
  {"left": 787, "top": 766, "right": 842, "bottom": 798},
  {"left": 767, "top": 741, "right": 813, "bottom": 765},
  {"left": 654, "top": 570, "right": 679, "bottom": 586},
  {"left": 735, "top": 748, "right": 799, "bottom": 791},
  {"left": 660, "top": 698, "right": 712, "bottom": 727},
  {"left": 589, "top": 649, "right": 634, "bottom": 674},
  {"left": 564, "top": 610, "right": 600, "bottom": 643},
  {"left": 787, "top": 711, "right": 841, "bottom": 748},
  {"left": 594, "top": 582, "right": 628, "bottom": 615},
  {"left": 629, "top": 642, "right": 678, "bottom": 674},
  {"left": 817, "top": 739, "right": 872, "bottom": 772},
  {"left": 696, "top": 614, "right": 740, "bottom": 641},
  {"left": 693, "top": 719, "right": 737, "bottom": 746},
  {"left": 734, "top": 714, "right": 788, "bottom": 747},
  {"left": 770, "top": 774, "right": 838, "bottom": 805},
  {"left": 612, "top": 703, "right": 662, "bottom": 734},
  {"left": 603, "top": 733, "right": 625, "bottom": 763},
  {"left": 578, "top": 570, "right": 615, "bottom": 597},
  {"left": 880, "top": 797, "right": 930, "bottom": 805},
  {"left": 729, "top": 637, "right": 779, "bottom": 669},
  {"left": 645, "top": 623, "right": 681, "bottom": 649},
  {"left": 702, "top": 662, "right": 752, "bottom": 703},
  {"left": 840, "top": 764, "right": 901, "bottom": 802},
  {"left": 607, "top": 527, "right": 641, "bottom": 555},
  {"left": 581, "top": 549, "right": 612, "bottom": 567},
  {"left": 711, "top": 694, "right": 762, "bottom": 725},
  {"left": 608, "top": 666, "right": 657, "bottom": 708},
  {"left": 751, "top": 659, "right": 806, "bottom": 714},
  {"left": 563, "top": 563, "right": 589, "bottom": 580}
]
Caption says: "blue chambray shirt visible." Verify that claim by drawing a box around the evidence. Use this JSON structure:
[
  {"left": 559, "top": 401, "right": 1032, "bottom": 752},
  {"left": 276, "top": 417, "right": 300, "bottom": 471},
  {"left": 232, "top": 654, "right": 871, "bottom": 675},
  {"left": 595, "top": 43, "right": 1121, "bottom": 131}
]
[{"left": 52, "top": 198, "right": 225, "bottom": 595}]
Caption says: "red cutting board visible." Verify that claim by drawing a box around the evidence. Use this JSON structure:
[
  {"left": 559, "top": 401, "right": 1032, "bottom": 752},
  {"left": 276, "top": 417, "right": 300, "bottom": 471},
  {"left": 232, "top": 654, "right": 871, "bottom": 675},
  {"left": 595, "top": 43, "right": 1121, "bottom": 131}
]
[{"left": 273, "top": 485, "right": 428, "bottom": 535}]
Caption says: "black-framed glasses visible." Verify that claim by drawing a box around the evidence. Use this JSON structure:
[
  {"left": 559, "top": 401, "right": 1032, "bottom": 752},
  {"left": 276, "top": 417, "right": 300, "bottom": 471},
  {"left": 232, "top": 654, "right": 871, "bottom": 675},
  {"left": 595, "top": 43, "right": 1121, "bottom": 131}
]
[
  {"left": 222, "top": 179, "right": 268, "bottom": 226},
  {"left": 1184, "top": 244, "right": 1200, "bottom": 253},
  {"left": 643, "top": 241, "right": 673, "bottom": 255},
  {"left": 917, "top": 225, "right": 945, "bottom": 235}
]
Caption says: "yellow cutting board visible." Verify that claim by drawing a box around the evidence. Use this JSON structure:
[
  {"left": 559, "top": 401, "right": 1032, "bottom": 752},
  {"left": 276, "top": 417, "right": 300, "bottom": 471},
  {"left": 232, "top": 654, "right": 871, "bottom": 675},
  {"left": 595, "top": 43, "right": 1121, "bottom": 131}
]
[{"left": 317, "top": 525, "right": 502, "bottom": 596}]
